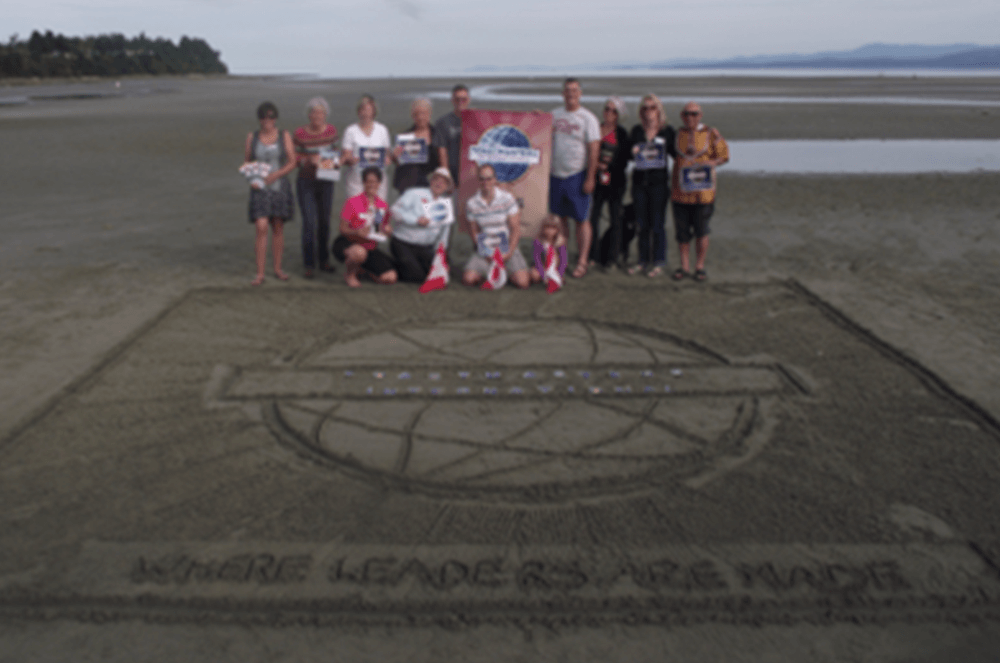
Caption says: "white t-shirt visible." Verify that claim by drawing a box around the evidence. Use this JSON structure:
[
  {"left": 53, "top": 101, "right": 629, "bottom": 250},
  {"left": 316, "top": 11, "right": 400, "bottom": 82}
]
[
  {"left": 550, "top": 106, "right": 600, "bottom": 179},
  {"left": 341, "top": 121, "right": 391, "bottom": 199},
  {"left": 466, "top": 187, "right": 519, "bottom": 251}
]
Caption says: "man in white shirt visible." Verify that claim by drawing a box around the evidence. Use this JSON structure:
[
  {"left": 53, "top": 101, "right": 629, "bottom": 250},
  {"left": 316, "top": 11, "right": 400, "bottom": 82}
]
[
  {"left": 463, "top": 164, "right": 529, "bottom": 289},
  {"left": 550, "top": 78, "right": 600, "bottom": 278}
]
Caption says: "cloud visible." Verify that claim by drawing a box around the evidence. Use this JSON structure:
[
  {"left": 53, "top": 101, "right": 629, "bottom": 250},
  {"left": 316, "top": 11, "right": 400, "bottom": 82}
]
[{"left": 384, "top": 0, "right": 421, "bottom": 19}]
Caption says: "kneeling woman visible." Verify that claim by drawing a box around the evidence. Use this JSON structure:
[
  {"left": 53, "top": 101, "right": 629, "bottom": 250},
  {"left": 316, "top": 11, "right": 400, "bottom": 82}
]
[
  {"left": 332, "top": 167, "right": 398, "bottom": 288},
  {"left": 389, "top": 166, "right": 454, "bottom": 283}
]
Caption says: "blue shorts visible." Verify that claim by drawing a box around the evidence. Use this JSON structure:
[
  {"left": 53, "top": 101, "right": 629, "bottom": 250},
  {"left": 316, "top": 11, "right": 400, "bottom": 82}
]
[{"left": 549, "top": 172, "right": 591, "bottom": 223}]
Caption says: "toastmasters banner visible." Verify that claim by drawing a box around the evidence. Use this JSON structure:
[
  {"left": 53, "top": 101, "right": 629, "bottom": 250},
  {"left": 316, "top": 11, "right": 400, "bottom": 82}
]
[{"left": 458, "top": 110, "right": 552, "bottom": 237}]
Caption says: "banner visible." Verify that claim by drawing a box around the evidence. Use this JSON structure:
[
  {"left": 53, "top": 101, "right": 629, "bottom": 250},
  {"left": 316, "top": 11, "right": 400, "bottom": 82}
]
[{"left": 458, "top": 110, "right": 552, "bottom": 238}]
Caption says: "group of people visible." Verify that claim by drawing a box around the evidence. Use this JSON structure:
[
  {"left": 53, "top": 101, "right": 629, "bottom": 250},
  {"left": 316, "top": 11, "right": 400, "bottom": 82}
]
[{"left": 241, "top": 78, "right": 729, "bottom": 289}]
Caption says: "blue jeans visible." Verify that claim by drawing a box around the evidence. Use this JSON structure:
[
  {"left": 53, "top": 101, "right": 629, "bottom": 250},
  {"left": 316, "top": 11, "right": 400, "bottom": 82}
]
[
  {"left": 632, "top": 182, "right": 669, "bottom": 267},
  {"left": 296, "top": 177, "right": 334, "bottom": 269}
]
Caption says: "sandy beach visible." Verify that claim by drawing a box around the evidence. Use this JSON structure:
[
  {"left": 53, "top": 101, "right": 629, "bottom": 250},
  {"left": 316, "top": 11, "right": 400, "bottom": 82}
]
[{"left": 1, "top": 74, "right": 999, "bottom": 661}]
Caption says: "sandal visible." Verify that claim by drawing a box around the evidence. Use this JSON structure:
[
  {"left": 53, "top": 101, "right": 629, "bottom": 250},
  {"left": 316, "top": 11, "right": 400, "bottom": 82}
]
[
  {"left": 647, "top": 266, "right": 664, "bottom": 278},
  {"left": 693, "top": 269, "right": 708, "bottom": 282},
  {"left": 672, "top": 268, "right": 689, "bottom": 281},
  {"left": 627, "top": 264, "right": 645, "bottom": 276}
]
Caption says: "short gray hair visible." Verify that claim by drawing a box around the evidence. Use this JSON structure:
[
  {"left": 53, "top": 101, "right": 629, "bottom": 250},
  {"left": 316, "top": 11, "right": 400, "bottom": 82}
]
[
  {"left": 411, "top": 97, "right": 432, "bottom": 113},
  {"left": 305, "top": 96, "right": 330, "bottom": 117}
]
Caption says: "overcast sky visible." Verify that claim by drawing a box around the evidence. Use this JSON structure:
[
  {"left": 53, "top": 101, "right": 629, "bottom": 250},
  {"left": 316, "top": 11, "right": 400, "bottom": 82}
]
[{"left": 6, "top": 0, "right": 999, "bottom": 78}]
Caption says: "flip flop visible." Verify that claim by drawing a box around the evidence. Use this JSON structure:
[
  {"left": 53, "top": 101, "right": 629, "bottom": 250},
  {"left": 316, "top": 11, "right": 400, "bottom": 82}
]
[
  {"left": 693, "top": 269, "right": 708, "bottom": 282},
  {"left": 672, "top": 268, "right": 689, "bottom": 281}
]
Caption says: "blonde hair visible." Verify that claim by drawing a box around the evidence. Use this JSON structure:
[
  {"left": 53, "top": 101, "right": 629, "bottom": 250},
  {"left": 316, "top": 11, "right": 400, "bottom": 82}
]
[
  {"left": 539, "top": 214, "right": 566, "bottom": 247},
  {"left": 357, "top": 94, "right": 378, "bottom": 117},
  {"left": 639, "top": 94, "right": 667, "bottom": 128}
]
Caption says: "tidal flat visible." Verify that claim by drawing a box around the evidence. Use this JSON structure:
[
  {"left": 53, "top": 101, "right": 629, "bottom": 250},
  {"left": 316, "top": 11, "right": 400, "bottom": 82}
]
[{"left": 1, "top": 74, "right": 999, "bottom": 662}]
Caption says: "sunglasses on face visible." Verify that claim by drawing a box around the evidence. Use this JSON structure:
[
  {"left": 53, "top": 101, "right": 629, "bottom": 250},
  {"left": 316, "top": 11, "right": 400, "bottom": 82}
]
[
  {"left": 641, "top": 105, "right": 656, "bottom": 112},
  {"left": 604, "top": 106, "right": 617, "bottom": 112},
  {"left": 478, "top": 176, "right": 495, "bottom": 182},
  {"left": 682, "top": 111, "right": 701, "bottom": 117}
]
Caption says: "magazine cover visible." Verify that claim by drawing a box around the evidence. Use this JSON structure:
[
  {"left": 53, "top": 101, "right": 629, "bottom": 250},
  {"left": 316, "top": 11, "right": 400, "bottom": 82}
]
[
  {"left": 634, "top": 139, "right": 666, "bottom": 170},
  {"left": 396, "top": 134, "right": 429, "bottom": 165},
  {"left": 357, "top": 147, "right": 387, "bottom": 169},
  {"left": 317, "top": 148, "right": 340, "bottom": 181}
]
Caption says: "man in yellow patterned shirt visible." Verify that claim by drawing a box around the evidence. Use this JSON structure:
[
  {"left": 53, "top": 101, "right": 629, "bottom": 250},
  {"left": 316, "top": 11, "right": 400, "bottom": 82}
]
[{"left": 670, "top": 102, "right": 729, "bottom": 282}]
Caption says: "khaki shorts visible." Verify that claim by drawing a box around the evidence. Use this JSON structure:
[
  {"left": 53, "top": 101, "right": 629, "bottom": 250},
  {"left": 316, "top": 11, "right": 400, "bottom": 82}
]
[{"left": 464, "top": 249, "right": 528, "bottom": 276}]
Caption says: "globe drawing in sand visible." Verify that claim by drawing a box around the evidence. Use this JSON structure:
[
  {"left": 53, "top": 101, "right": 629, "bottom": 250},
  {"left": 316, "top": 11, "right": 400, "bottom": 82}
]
[{"left": 220, "top": 319, "right": 793, "bottom": 502}]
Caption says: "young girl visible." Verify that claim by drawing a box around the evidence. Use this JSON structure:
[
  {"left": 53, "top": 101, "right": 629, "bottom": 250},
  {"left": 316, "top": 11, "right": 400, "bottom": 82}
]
[{"left": 530, "top": 215, "right": 568, "bottom": 285}]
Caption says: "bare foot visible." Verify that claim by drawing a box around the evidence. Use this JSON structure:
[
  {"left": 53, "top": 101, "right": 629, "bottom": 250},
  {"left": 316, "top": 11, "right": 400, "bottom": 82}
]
[
  {"left": 251, "top": 274, "right": 265, "bottom": 286},
  {"left": 571, "top": 262, "right": 588, "bottom": 278},
  {"left": 274, "top": 269, "right": 290, "bottom": 281},
  {"left": 345, "top": 275, "right": 362, "bottom": 288}
]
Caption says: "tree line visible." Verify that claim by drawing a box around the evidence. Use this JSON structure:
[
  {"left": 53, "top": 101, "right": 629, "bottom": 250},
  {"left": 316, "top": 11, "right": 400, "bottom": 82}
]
[{"left": 1, "top": 31, "right": 228, "bottom": 78}]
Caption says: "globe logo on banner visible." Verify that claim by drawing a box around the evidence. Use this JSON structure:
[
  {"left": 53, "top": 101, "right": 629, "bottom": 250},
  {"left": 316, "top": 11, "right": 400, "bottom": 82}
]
[{"left": 467, "top": 125, "right": 541, "bottom": 183}]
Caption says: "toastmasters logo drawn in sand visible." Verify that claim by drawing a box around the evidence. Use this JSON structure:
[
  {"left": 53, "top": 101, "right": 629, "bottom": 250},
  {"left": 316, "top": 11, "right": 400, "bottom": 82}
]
[
  {"left": 207, "top": 319, "right": 797, "bottom": 502},
  {"left": 458, "top": 110, "right": 552, "bottom": 237}
]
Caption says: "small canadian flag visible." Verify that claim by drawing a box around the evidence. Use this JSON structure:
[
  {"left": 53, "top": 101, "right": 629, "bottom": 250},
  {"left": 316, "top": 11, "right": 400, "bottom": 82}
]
[
  {"left": 480, "top": 248, "right": 507, "bottom": 290},
  {"left": 419, "top": 242, "right": 450, "bottom": 293},
  {"left": 543, "top": 244, "right": 562, "bottom": 293}
]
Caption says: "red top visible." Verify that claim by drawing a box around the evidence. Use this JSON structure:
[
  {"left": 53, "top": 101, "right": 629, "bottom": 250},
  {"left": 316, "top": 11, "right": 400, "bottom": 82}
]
[
  {"left": 294, "top": 124, "right": 338, "bottom": 178},
  {"left": 341, "top": 193, "right": 390, "bottom": 250}
]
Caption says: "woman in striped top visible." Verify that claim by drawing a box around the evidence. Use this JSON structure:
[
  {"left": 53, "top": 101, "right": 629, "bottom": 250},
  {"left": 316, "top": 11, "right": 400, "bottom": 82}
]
[{"left": 294, "top": 97, "right": 339, "bottom": 278}]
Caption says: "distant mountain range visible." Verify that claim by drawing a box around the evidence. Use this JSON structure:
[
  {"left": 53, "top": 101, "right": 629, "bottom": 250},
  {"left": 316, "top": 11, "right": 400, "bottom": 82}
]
[{"left": 467, "top": 43, "right": 1000, "bottom": 73}]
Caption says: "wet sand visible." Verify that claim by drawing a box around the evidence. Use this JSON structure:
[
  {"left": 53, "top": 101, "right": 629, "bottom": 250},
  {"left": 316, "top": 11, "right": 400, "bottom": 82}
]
[{"left": 1, "top": 75, "right": 1000, "bottom": 661}]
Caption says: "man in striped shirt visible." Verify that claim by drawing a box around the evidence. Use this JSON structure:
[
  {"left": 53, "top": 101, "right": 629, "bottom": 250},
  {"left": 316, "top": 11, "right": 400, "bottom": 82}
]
[{"left": 462, "top": 164, "right": 530, "bottom": 289}]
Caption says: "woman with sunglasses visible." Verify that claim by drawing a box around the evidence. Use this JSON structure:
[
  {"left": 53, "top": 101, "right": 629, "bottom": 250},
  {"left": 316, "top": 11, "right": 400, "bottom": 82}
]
[
  {"left": 589, "top": 96, "right": 631, "bottom": 270},
  {"left": 243, "top": 101, "right": 297, "bottom": 286},
  {"left": 628, "top": 94, "right": 676, "bottom": 278}
]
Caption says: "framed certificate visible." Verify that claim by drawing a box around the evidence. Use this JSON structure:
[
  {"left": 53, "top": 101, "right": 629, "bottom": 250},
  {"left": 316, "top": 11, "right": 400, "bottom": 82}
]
[
  {"left": 679, "top": 163, "right": 715, "bottom": 192},
  {"left": 422, "top": 198, "right": 454, "bottom": 226},
  {"left": 357, "top": 147, "right": 387, "bottom": 169},
  {"left": 396, "top": 134, "right": 429, "bottom": 165},
  {"left": 477, "top": 230, "right": 509, "bottom": 258},
  {"left": 634, "top": 140, "right": 666, "bottom": 170},
  {"left": 317, "top": 148, "right": 340, "bottom": 181}
]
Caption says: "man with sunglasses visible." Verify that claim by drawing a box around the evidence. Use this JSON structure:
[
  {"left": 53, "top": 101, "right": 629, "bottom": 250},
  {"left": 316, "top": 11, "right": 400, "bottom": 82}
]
[
  {"left": 550, "top": 78, "right": 601, "bottom": 278},
  {"left": 671, "top": 102, "right": 729, "bottom": 282},
  {"left": 462, "top": 164, "right": 530, "bottom": 289}
]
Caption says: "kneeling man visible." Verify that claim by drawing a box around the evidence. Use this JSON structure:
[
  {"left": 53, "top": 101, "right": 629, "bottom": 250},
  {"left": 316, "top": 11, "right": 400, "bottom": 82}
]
[{"left": 462, "top": 164, "right": 529, "bottom": 289}]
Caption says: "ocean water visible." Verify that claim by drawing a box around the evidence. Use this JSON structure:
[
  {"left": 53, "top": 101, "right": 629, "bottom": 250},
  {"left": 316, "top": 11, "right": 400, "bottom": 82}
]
[{"left": 725, "top": 140, "right": 1000, "bottom": 173}]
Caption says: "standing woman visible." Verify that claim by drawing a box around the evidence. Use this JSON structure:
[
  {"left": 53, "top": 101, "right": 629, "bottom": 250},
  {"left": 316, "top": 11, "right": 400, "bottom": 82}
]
[
  {"left": 341, "top": 94, "right": 391, "bottom": 201},
  {"left": 628, "top": 94, "right": 676, "bottom": 278},
  {"left": 391, "top": 97, "right": 440, "bottom": 195},
  {"left": 244, "top": 101, "right": 297, "bottom": 286},
  {"left": 588, "top": 96, "right": 630, "bottom": 269},
  {"left": 293, "top": 97, "right": 338, "bottom": 278}
]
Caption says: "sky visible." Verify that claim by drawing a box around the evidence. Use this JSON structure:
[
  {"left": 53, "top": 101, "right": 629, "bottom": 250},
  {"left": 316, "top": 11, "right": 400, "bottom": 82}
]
[{"left": 6, "top": 0, "right": 1000, "bottom": 78}]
